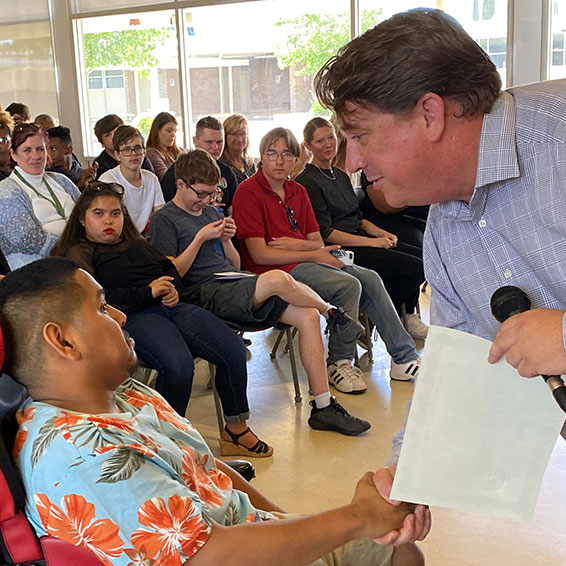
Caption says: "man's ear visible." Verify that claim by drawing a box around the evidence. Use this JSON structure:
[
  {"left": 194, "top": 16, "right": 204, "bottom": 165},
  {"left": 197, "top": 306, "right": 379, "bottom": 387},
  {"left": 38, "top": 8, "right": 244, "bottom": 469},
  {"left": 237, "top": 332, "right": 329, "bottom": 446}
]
[
  {"left": 176, "top": 178, "right": 185, "bottom": 192},
  {"left": 43, "top": 322, "right": 81, "bottom": 362},
  {"left": 192, "top": 136, "right": 197, "bottom": 147},
  {"left": 65, "top": 145, "right": 73, "bottom": 156},
  {"left": 418, "top": 92, "right": 446, "bottom": 143}
]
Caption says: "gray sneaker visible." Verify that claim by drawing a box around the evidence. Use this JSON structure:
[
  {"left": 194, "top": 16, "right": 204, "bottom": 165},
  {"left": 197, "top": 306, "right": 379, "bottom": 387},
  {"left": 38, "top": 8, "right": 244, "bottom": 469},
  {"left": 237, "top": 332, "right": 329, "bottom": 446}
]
[
  {"left": 326, "top": 307, "right": 364, "bottom": 345},
  {"left": 308, "top": 397, "right": 371, "bottom": 436}
]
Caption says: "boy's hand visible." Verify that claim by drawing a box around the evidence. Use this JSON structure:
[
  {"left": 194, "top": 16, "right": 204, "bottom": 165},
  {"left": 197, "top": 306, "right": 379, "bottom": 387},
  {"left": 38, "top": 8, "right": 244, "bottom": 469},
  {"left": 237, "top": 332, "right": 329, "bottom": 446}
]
[
  {"left": 350, "top": 471, "right": 415, "bottom": 540},
  {"left": 197, "top": 219, "right": 226, "bottom": 242},
  {"left": 220, "top": 217, "right": 237, "bottom": 241},
  {"left": 371, "top": 466, "right": 432, "bottom": 545}
]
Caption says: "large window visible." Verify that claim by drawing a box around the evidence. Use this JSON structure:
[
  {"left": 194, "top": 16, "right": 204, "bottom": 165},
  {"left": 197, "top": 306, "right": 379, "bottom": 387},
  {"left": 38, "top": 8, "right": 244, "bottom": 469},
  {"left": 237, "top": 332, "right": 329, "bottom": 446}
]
[
  {"left": 0, "top": 1, "right": 58, "bottom": 120},
  {"left": 75, "top": 10, "right": 180, "bottom": 156},
  {"left": 180, "top": 0, "right": 349, "bottom": 157},
  {"left": 549, "top": 0, "right": 566, "bottom": 79},
  {"left": 361, "top": 0, "right": 508, "bottom": 85},
  {"left": 70, "top": 0, "right": 513, "bottom": 158}
]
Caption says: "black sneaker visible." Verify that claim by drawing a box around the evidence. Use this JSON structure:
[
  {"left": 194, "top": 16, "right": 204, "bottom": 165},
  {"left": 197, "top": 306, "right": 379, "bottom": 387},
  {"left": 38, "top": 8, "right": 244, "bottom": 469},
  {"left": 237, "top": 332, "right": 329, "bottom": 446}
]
[
  {"left": 326, "top": 307, "right": 365, "bottom": 345},
  {"left": 308, "top": 396, "right": 371, "bottom": 436}
]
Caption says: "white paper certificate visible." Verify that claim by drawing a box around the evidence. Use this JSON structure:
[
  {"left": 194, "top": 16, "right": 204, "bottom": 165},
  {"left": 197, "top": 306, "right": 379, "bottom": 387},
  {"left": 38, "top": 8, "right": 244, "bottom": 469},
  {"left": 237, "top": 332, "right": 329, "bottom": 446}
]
[{"left": 390, "top": 326, "right": 564, "bottom": 521}]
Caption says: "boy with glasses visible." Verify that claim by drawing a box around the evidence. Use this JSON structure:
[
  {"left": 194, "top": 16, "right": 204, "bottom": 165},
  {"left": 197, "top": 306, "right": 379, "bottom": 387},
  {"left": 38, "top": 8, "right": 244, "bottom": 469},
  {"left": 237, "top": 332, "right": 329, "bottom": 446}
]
[
  {"left": 93, "top": 114, "right": 155, "bottom": 178},
  {"left": 149, "top": 149, "right": 372, "bottom": 437},
  {"left": 99, "top": 125, "right": 164, "bottom": 233},
  {"left": 232, "top": 128, "right": 422, "bottom": 392}
]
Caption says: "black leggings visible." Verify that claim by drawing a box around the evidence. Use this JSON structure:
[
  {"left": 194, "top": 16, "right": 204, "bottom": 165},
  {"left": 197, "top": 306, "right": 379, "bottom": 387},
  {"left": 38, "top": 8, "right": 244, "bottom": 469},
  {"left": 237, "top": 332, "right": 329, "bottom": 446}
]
[{"left": 344, "top": 242, "right": 424, "bottom": 316}]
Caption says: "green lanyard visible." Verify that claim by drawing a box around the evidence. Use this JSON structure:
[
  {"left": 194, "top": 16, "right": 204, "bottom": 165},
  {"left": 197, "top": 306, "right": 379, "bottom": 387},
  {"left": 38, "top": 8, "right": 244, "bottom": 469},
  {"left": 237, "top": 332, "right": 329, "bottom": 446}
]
[{"left": 13, "top": 169, "right": 66, "bottom": 219}]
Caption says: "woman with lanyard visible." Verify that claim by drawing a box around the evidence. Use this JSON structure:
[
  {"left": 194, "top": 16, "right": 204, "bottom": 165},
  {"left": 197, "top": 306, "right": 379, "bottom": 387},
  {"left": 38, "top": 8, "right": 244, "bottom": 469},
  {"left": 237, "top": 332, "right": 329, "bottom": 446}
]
[{"left": 0, "top": 123, "right": 79, "bottom": 269}]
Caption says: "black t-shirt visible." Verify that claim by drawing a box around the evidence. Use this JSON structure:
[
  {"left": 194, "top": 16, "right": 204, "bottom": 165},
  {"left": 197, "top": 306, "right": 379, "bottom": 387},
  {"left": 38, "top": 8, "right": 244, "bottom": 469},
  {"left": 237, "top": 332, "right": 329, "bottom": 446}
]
[{"left": 66, "top": 238, "right": 181, "bottom": 313}]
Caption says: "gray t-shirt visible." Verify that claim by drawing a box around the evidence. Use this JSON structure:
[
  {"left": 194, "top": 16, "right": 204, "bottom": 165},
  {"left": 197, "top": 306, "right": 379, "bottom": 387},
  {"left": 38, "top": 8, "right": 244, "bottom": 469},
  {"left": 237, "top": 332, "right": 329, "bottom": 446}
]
[{"left": 148, "top": 202, "right": 234, "bottom": 297}]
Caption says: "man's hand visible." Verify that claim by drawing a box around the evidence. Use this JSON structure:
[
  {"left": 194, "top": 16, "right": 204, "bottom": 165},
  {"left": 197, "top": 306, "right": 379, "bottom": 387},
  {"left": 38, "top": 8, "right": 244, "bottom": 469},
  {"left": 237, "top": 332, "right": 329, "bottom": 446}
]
[
  {"left": 149, "top": 276, "right": 176, "bottom": 299},
  {"left": 220, "top": 217, "right": 237, "bottom": 241},
  {"left": 78, "top": 162, "right": 98, "bottom": 189},
  {"left": 488, "top": 309, "right": 566, "bottom": 377},
  {"left": 310, "top": 245, "right": 345, "bottom": 268},
  {"left": 197, "top": 219, "right": 226, "bottom": 242},
  {"left": 350, "top": 471, "right": 416, "bottom": 541},
  {"left": 371, "top": 466, "right": 432, "bottom": 545}
]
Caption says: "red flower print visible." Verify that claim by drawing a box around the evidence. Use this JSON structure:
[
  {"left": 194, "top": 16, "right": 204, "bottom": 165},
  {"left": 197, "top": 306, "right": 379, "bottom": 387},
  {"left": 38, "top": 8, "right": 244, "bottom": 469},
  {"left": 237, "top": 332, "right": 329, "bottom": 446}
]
[
  {"left": 35, "top": 493, "right": 124, "bottom": 566},
  {"left": 131, "top": 495, "right": 209, "bottom": 565}
]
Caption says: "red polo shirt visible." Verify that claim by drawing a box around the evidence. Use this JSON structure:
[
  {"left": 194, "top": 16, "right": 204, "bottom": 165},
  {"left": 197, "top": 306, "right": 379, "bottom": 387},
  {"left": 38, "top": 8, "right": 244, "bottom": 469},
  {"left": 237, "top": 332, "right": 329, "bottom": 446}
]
[{"left": 233, "top": 169, "right": 320, "bottom": 274}]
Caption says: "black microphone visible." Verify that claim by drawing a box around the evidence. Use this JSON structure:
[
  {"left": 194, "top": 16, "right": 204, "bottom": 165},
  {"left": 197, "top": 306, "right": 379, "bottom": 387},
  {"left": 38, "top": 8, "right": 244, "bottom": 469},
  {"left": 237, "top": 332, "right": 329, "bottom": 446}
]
[{"left": 490, "top": 286, "right": 566, "bottom": 414}]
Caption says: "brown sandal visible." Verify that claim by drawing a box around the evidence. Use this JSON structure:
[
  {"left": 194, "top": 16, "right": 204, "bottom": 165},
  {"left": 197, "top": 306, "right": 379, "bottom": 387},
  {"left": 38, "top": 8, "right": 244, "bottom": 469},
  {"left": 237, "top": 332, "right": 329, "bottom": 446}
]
[{"left": 219, "top": 425, "right": 273, "bottom": 458}]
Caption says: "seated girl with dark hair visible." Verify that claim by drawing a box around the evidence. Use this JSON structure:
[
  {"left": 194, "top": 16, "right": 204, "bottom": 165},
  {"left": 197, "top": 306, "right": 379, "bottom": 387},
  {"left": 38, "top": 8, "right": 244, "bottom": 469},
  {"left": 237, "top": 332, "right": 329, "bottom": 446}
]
[{"left": 51, "top": 181, "right": 272, "bottom": 458}]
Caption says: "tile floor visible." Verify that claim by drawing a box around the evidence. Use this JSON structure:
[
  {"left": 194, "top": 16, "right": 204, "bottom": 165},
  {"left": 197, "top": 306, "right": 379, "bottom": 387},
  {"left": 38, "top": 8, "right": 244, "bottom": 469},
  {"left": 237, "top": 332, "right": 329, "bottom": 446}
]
[{"left": 185, "top": 290, "right": 566, "bottom": 565}]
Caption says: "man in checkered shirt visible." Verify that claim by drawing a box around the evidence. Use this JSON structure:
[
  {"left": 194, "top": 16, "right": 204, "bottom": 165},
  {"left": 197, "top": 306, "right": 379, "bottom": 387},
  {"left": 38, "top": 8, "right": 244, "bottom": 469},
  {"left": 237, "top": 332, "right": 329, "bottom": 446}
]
[{"left": 314, "top": 6, "right": 566, "bottom": 547}]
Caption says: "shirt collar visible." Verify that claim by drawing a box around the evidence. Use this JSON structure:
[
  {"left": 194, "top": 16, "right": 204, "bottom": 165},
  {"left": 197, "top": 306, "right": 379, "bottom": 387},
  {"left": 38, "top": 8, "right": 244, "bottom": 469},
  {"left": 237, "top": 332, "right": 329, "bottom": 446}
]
[
  {"left": 474, "top": 90, "right": 520, "bottom": 189},
  {"left": 435, "top": 91, "right": 520, "bottom": 222},
  {"left": 254, "top": 169, "right": 297, "bottom": 199}
]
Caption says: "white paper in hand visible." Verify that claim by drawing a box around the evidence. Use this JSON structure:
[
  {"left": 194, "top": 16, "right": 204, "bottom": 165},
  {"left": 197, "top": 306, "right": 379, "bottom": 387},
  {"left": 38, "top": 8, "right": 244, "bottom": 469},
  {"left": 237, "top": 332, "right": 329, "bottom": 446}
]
[{"left": 390, "top": 326, "right": 564, "bottom": 521}]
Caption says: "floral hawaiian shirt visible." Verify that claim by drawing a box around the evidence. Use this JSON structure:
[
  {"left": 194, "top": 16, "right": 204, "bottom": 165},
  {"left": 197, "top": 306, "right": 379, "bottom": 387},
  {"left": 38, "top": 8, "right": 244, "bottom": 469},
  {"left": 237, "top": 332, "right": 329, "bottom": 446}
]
[{"left": 15, "top": 378, "right": 270, "bottom": 566}]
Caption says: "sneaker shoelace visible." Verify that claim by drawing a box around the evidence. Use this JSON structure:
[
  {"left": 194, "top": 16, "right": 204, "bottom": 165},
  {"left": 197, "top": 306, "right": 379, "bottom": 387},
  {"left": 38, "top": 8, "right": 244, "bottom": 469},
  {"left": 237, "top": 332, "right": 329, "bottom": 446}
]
[{"left": 335, "top": 362, "right": 363, "bottom": 381}]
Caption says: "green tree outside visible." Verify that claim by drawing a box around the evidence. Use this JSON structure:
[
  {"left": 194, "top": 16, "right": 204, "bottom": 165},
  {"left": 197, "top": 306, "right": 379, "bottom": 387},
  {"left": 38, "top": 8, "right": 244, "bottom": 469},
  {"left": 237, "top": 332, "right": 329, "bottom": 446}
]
[
  {"left": 83, "top": 28, "right": 171, "bottom": 76},
  {"left": 275, "top": 9, "right": 382, "bottom": 113}
]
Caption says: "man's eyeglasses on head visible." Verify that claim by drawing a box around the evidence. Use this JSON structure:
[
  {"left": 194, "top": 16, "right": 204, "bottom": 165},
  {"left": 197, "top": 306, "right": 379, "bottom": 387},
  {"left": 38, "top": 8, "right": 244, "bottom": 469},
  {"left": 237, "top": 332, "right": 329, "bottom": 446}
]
[
  {"left": 188, "top": 184, "right": 221, "bottom": 201},
  {"left": 285, "top": 206, "right": 299, "bottom": 232},
  {"left": 264, "top": 150, "right": 296, "bottom": 162},
  {"left": 118, "top": 144, "right": 145, "bottom": 157}
]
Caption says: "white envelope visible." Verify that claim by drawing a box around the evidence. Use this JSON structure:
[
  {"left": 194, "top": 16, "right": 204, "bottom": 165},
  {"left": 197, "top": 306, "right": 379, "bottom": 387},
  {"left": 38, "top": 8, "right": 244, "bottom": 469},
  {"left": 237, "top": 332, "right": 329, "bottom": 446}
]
[{"left": 390, "top": 326, "right": 564, "bottom": 521}]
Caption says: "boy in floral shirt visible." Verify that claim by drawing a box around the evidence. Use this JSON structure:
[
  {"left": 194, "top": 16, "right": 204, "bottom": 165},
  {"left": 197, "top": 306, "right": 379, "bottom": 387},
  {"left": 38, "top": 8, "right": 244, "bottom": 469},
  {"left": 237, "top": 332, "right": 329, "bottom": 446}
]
[{"left": 1, "top": 258, "right": 426, "bottom": 565}]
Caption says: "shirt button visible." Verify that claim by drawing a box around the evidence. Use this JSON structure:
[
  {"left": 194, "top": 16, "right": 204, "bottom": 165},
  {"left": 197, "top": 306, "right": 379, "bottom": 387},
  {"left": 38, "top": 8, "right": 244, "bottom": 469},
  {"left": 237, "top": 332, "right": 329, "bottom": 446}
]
[
  {"left": 478, "top": 218, "right": 487, "bottom": 228},
  {"left": 503, "top": 269, "right": 512, "bottom": 279}
]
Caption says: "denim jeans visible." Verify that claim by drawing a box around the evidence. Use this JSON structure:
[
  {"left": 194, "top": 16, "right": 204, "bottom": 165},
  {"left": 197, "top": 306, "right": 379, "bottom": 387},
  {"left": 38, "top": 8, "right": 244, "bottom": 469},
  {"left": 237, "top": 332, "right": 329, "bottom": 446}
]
[
  {"left": 290, "top": 262, "right": 417, "bottom": 364},
  {"left": 125, "top": 302, "right": 250, "bottom": 422}
]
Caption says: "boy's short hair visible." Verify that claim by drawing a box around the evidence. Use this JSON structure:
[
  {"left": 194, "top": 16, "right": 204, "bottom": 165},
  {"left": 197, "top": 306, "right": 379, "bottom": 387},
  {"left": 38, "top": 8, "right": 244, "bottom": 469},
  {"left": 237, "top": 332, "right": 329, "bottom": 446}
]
[
  {"left": 195, "top": 116, "right": 222, "bottom": 137},
  {"left": 175, "top": 149, "right": 221, "bottom": 186},
  {"left": 47, "top": 125, "right": 72, "bottom": 146},
  {"left": 94, "top": 114, "right": 124, "bottom": 143},
  {"left": 112, "top": 125, "right": 144, "bottom": 153},
  {"left": 0, "top": 258, "right": 84, "bottom": 389}
]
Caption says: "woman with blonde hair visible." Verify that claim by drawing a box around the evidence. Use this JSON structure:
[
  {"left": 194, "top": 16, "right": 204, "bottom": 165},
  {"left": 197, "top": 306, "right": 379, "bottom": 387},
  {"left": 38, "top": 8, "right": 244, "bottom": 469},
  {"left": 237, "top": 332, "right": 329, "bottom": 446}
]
[
  {"left": 220, "top": 113, "right": 255, "bottom": 185},
  {"left": 146, "top": 112, "right": 182, "bottom": 180}
]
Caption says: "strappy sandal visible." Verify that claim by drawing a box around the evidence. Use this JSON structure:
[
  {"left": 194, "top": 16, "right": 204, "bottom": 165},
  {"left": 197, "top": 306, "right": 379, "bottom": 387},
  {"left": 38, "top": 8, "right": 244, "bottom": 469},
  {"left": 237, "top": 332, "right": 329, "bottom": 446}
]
[{"left": 219, "top": 425, "right": 273, "bottom": 458}]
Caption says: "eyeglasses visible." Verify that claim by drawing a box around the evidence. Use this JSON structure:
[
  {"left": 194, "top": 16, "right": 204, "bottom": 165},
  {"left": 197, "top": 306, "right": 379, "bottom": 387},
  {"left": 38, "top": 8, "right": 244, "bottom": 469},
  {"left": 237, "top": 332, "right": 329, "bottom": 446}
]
[
  {"left": 118, "top": 144, "right": 145, "bottom": 156},
  {"left": 285, "top": 206, "right": 299, "bottom": 232},
  {"left": 264, "top": 150, "right": 296, "bottom": 162},
  {"left": 85, "top": 181, "right": 125, "bottom": 196},
  {"left": 188, "top": 185, "right": 221, "bottom": 201},
  {"left": 0, "top": 137, "right": 10, "bottom": 145},
  {"left": 227, "top": 132, "right": 247, "bottom": 138}
]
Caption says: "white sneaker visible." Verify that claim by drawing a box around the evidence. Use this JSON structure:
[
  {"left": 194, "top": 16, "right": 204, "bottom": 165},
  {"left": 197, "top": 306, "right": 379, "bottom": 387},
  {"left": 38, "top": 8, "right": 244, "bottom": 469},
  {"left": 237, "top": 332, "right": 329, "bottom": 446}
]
[
  {"left": 390, "top": 357, "right": 420, "bottom": 381},
  {"left": 328, "top": 360, "right": 368, "bottom": 393},
  {"left": 404, "top": 313, "right": 429, "bottom": 340}
]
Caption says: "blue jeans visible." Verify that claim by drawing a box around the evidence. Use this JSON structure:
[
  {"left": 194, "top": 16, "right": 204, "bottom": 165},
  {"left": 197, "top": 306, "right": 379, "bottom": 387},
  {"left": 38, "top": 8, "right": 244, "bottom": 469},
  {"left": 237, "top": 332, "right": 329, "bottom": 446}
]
[
  {"left": 290, "top": 263, "right": 417, "bottom": 364},
  {"left": 125, "top": 303, "right": 250, "bottom": 422}
]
